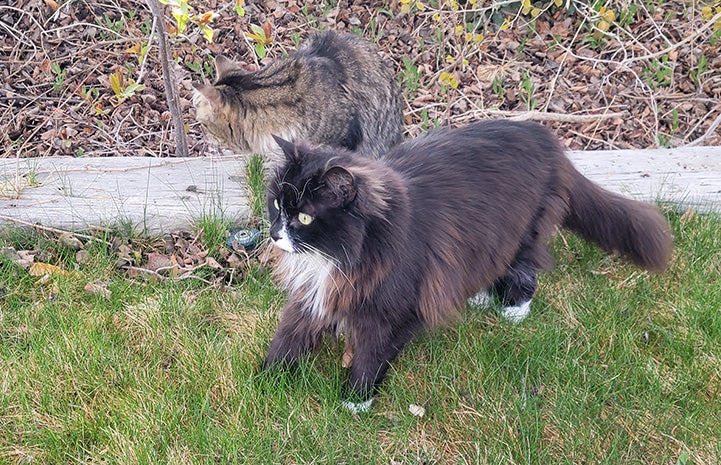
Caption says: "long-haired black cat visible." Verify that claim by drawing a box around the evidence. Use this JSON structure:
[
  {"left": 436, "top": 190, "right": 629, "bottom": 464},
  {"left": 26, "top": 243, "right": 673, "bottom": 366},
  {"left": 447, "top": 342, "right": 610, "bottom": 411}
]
[{"left": 262, "top": 120, "right": 673, "bottom": 412}]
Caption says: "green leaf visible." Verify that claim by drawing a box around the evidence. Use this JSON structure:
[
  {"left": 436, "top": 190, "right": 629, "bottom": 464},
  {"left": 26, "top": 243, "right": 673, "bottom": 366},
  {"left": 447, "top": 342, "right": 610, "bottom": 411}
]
[{"left": 255, "top": 43, "right": 266, "bottom": 59}]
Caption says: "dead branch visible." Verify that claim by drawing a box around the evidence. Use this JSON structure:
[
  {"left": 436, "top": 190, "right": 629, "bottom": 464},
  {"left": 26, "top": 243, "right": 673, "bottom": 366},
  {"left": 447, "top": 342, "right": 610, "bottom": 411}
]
[{"left": 146, "top": 0, "right": 189, "bottom": 157}]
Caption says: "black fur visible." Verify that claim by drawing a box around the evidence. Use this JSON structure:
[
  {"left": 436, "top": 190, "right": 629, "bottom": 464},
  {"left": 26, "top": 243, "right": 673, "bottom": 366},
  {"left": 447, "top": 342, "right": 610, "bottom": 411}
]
[{"left": 263, "top": 120, "right": 674, "bottom": 407}]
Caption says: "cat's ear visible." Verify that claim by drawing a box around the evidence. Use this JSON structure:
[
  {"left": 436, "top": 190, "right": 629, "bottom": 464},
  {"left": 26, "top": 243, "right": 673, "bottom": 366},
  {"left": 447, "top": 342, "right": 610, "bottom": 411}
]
[
  {"left": 272, "top": 135, "right": 302, "bottom": 164},
  {"left": 214, "top": 55, "right": 238, "bottom": 80},
  {"left": 321, "top": 166, "right": 357, "bottom": 206},
  {"left": 192, "top": 83, "right": 224, "bottom": 110}
]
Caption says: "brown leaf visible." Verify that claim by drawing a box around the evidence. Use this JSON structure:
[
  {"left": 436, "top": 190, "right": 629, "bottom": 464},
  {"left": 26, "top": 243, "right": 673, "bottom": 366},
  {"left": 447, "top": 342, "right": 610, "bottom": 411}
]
[
  {"left": 29, "top": 262, "right": 71, "bottom": 278},
  {"left": 84, "top": 281, "right": 111, "bottom": 298},
  {"left": 44, "top": 0, "right": 59, "bottom": 12},
  {"left": 146, "top": 252, "right": 172, "bottom": 272}
]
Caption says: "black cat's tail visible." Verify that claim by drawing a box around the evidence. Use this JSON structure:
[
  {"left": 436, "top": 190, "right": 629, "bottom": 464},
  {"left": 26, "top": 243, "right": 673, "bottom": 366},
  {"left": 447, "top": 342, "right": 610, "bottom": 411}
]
[{"left": 563, "top": 166, "right": 673, "bottom": 272}]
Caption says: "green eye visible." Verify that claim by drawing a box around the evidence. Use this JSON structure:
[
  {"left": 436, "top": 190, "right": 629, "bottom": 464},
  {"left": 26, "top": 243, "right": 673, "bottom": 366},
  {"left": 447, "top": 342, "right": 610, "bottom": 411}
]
[
  {"left": 298, "top": 212, "right": 313, "bottom": 225},
  {"left": 273, "top": 199, "right": 280, "bottom": 210}
]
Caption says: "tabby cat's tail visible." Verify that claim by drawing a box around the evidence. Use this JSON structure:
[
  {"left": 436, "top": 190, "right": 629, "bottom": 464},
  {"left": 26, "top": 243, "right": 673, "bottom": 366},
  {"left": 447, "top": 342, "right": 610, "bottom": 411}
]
[{"left": 563, "top": 167, "right": 673, "bottom": 272}]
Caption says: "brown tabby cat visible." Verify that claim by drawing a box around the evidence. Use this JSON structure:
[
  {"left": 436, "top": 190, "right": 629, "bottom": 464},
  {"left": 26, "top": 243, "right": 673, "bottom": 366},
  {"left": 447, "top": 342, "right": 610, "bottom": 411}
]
[
  {"left": 262, "top": 120, "right": 673, "bottom": 413},
  {"left": 192, "top": 31, "right": 403, "bottom": 162}
]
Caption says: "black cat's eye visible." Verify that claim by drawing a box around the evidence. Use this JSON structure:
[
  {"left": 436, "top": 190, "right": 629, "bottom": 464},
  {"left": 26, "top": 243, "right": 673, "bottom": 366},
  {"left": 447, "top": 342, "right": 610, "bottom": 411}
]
[{"left": 298, "top": 212, "right": 313, "bottom": 225}]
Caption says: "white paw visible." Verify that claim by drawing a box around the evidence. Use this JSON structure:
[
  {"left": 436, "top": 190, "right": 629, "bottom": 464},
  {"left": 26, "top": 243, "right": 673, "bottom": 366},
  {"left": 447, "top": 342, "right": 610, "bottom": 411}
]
[
  {"left": 341, "top": 398, "right": 374, "bottom": 414},
  {"left": 501, "top": 300, "right": 531, "bottom": 324},
  {"left": 468, "top": 291, "right": 492, "bottom": 308}
]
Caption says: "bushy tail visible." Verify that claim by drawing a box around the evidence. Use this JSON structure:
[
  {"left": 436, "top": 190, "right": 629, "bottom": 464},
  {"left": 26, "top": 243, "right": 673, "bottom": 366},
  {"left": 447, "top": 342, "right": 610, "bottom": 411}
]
[{"left": 563, "top": 168, "right": 673, "bottom": 272}]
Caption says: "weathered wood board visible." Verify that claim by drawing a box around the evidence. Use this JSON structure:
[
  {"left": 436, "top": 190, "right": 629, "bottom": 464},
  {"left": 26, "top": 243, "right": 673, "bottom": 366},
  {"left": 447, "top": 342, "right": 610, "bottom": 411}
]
[
  {"left": 1, "top": 146, "right": 720, "bottom": 235},
  {"left": 0, "top": 155, "right": 251, "bottom": 234}
]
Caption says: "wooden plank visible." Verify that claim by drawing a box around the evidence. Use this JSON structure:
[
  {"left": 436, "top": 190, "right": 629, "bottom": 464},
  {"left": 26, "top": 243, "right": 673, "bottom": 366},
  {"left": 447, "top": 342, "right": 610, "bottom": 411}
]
[
  {"left": 567, "top": 146, "right": 721, "bottom": 211},
  {"left": 1, "top": 146, "right": 720, "bottom": 234},
  {"left": 0, "top": 155, "right": 251, "bottom": 234}
]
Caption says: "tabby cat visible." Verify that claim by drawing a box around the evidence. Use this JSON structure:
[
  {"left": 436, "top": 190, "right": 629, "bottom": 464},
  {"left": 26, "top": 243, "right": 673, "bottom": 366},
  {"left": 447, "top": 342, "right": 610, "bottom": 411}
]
[
  {"left": 192, "top": 31, "right": 402, "bottom": 162},
  {"left": 262, "top": 120, "right": 673, "bottom": 413}
]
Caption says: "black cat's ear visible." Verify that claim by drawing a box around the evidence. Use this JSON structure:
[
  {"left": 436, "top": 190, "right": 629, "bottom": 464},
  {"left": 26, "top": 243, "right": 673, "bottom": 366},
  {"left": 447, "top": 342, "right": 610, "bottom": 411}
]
[
  {"left": 321, "top": 166, "right": 357, "bottom": 206},
  {"left": 272, "top": 135, "right": 302, "bottom": 165},
  {"left": 214, "top": 54, "right": 238, "bottom": 80}
]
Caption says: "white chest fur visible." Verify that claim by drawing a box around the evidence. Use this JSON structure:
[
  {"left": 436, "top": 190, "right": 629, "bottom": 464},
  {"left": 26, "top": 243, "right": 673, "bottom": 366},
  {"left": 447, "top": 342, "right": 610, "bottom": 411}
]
[{"left": 277, "top": 251, "right": 335, "bottom": 320}]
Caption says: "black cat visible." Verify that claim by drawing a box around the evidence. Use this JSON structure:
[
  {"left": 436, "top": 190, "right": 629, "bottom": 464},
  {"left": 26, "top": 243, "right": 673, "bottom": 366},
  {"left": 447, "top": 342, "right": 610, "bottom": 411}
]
[{"left": 262, "top": 120, "right": 673, "bottom": 412}]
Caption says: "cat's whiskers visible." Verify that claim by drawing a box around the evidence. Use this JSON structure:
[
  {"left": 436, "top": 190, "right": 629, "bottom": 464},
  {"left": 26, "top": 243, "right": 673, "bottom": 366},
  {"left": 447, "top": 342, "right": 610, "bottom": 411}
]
[{"left": 279, "top": 180, "right": 301, "bottom": 201}]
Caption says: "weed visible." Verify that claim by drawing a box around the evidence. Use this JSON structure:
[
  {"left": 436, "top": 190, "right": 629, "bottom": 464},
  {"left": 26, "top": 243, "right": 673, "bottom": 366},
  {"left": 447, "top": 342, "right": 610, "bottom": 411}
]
[
  {"left": 520, "top": 70, "right": 537, "bottom": 111},
  {"left": 196, "top": 214, "right": 231, "bottom": 257},
  {"left": 246, "top": 21, "right": 274, "bottom": 59},
  {"left": 400, "top": 56, "right": 422, "bottom": 100},
  {"left": 51, "top": 62, "right": 66, "bottom": 94},
  {"left": 643, "top": 56, "right": 673, "bottom": 89},
  {"left": 246, "top": 153, "right": 267, "bottom": 221},
  {"left": 491, "top": 76, "right": 506, "bottom": 100},
  {"left": 689, "top": 54, "right": 709, "bottom": 86},
  {"left": 109, "top": 69, "right": 146, "bottom": 102}
]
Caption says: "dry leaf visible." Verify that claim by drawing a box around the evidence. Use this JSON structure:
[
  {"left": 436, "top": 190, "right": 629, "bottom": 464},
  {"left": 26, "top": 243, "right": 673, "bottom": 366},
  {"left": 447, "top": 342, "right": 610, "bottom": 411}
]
[
  {"left": 29, "top": 262, "right": 71, "bottom": 278},
  {"left": 44, "top": 0, "right": 59, "bottom": 11},
  {"left": 146, "top": 252, "right": 172, "bottom": 272},
  {"left": 205, "top": 256, "right": 222, "bottom": 269},
  {"left": 59, "top": 232, "right": 84, "bottom": 250},
  {"left": 84, "top": 281, "right": 111, "bottom": 298}
]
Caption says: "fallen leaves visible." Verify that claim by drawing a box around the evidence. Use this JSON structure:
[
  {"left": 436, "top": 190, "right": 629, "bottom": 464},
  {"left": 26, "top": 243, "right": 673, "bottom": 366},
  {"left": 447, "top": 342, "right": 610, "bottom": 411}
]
[{"left": 0, "top": 225, "right": 266, "bottom": 303}]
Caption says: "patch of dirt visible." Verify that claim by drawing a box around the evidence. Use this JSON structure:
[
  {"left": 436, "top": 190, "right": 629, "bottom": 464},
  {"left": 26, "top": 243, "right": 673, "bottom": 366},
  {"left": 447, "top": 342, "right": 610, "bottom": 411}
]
[{"left": 1, "top": 0, "right": 720, "bottom": 158}]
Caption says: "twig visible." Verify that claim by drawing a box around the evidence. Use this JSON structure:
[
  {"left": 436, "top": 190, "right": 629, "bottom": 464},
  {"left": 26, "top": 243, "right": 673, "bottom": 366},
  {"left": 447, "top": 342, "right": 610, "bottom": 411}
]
[
  {"left": 683, "top": 110, "right": 721, "bottom": 147},
  {"left": 135, "top": 15, "right": 157, "bottom": 86},
  {"left": 0, "top": 214, "right": 111, "bottom": 245},
  {"left": 146, "top": 0, "right": 189, "bottom": 157},
  {"left": 473, "top": 110, "right": 625, "bottom": 123},
  {"left": 618, "top": 11, "right": 721, "bottom": 66}
]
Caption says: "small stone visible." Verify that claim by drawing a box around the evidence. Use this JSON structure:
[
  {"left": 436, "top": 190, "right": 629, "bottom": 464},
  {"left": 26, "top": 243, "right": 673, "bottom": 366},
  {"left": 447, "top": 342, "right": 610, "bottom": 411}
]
[{"left": 409, "top": 404, "right": 426, "bottom": 417}]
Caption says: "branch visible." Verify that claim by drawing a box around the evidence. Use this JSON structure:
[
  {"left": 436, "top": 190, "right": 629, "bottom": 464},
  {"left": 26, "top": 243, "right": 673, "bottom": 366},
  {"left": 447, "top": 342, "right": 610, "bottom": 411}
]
[
  {"left": 683, "top": 109, "right": 721, "bottom": 147},
  {"left": 466, "top": 110, "right": 625, "bottom": 123},
  {"left": 0, "top": 214, "right": 110, "bottom": 245},
  {"left": 146, "top": 0, "right": 189, "bottom": 157}
]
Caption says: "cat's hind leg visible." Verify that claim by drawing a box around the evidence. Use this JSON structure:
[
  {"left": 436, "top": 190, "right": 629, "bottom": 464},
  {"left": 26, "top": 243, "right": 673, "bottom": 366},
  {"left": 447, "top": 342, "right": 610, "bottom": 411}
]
[
  {"left": 492, "top": 262, "right": 537, "bottom": 324},
  {"left": 467, "top": 290, "right": 493, "bottom": 308}
]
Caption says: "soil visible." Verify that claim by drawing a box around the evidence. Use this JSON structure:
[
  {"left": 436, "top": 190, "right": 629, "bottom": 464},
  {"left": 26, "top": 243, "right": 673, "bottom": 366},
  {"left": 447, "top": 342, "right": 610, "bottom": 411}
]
[{"left": 2, "top": 0, "right": 720, "bottom": 159}]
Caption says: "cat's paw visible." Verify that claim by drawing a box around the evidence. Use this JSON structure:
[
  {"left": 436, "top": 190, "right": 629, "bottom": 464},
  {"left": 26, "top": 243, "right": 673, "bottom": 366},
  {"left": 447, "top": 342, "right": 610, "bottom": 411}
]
[
  {"left": 342, "top": 398, "right": 374, "bottom": 414},
  {"left": 501, "top": 300, "right": 531, "bottom": 324}
]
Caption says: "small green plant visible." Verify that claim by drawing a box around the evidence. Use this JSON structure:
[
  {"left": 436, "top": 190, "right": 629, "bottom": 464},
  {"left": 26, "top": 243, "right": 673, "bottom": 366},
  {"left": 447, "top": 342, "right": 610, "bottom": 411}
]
[
  {"left": 491, "top": 76, "right": 506, "bottom": 100},
  {"left": 100, "top": 13, "right": 125, "bottom": 34},
  {"left": 78, "top": 85, "right": 104, "bottom": 116},
  {"left": 185, "top": 60, "right": 203, "bottom": 74},
  {"left": 246, "top": 153, "right": 267, "bottom": 221},
  {"left": 51, "top": 62, "right": 66, "bottom": 94},
  {"left": 642, "top": 55, "right": 673, "bottom": 89},
  {"left": 246, "top": 21, "right": 274, "bottom": 59},
  {"left": 159, "top": 0, "right": 219, "bottom": 42},
  {"left": 196, "top": 214, "right": 231, "bottom": 257},
  {"left": 109, "top": 69, "right": 145, "bottom": 102},
  {"left": 520, "top": 70, "right": 537, "bottom": 111},
  {"left": 689, "top": 53, "right": 709, "bottom": 86},
  {"left": 400, "top": 56, "right": 422, "bottom": 100}
]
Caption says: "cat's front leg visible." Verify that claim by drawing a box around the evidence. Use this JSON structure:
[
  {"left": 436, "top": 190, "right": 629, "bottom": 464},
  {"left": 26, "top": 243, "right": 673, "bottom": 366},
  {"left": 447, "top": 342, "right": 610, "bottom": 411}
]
[
  {"left": 341, "top": 322, "right": 417, "bottom": 413},
  {"left": 263, "top": 301, "right": 324, "bottom": 370}
]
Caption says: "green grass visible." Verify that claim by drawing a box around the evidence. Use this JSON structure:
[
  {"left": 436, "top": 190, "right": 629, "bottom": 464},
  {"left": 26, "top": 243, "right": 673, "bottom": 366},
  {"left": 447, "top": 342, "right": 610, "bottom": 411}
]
[{"left": 1, "top": 211, "right": 720, "bottom": 464}]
